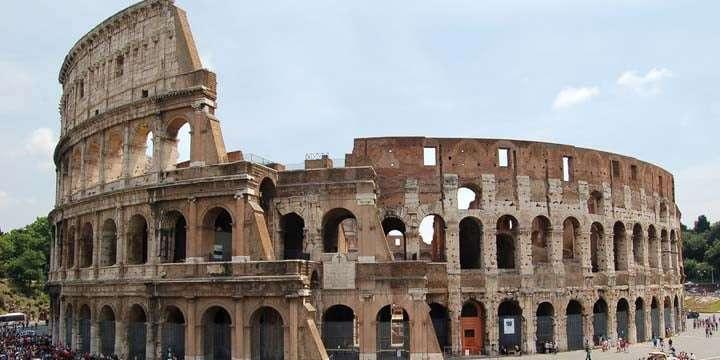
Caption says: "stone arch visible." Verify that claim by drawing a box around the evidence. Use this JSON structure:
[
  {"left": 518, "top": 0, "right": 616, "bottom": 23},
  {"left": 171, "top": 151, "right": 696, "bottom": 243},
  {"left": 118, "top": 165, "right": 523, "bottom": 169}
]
[
  {"left": 84, "top": 136, "right": 102, "bottom": 187},
  {"left": 64, "top": 303, "right": 74, "bottom": 347},
  {"left": 322, "top": 208, "right": 357, "bottom": 254},
  {"left": 663, "top": 296, "right": 672, "bottom": 336},
  {"left": 202, "top": 207, "right": 233, "bottom": 262},
  {"left": 251, "top": 306, "right": 284, "bottom": 360},
  {"left": 531, "top": 215, "right": 551, "bottom": 265},
  {"left": 160, "top": 210, "right": 187, "bottom": 263},
  {"left": 496, "top": 215, "right": 519, "bottom": 269},
  {"left": 632, "top": 223, "right": 644, "bottom": 266},
  {"left": 659, "top": 202, "right": 668, "bottom": 222},
  {"left": 128, "top": 304, "right": 148, "bottom": 360},
  {"left": 616, "top": 298, "right": 630, "bottom": 340},
  {"left": 127, "top": 214, "right": 149, "bottom": 265},
  {"left": 566, "top": 300, "right": 584, "bottom": 350},
  {"left": 613, "top": 222, "right": 628, "bottom": 271},
  {"left": 635, "top": 297, "right": 646, "bottom": 342},
  {"left": 66, "top": 225, "right": 76, "bottom": 268},
  {"left": 661, "top": 229, "right": 669, "bottom": 271},
  {"left": 459, "top": 217, "right": 483, "bottom": 269},
  {"left": 104, "top": 127, "right": 124, "bottom": 182},
  {"left": 588, "top": 190, "right": 604, "bottom": 215},
  {"left": 78, "top": 304, "right": 92, "bottom": 354},
  {"left": 382, "top": 216, "right": 407, "bottom": 260},
  {"left": 592, "top": 298, "right": 608, "bottom": 345},
  {"left": 562, "top": 217, "right": 581, "bottom": 261},
  {"left": 376, "top": 304, "right": 410, "bottom": 359},
  {"left": 203, "top": 306, "right": 233, "bottom": 360},
  {"left": 100, "top": 219, "right": 117, "bottom": 266},
  {"left": 164, "top": 117, "right": 192, "bottom": 170},
  {"left": 70, "top": 147, "right": 82, "bottom": 193},
  {"left": 461, "top": 300, "right": 486, "bottom": 355},
  {"left": 129, "top": 122, "right": 154, "bottom": 176},
  {"left": 419, "top": 214, "right": 446, "bottom": 262},
  {"left": 651, "top": 296, "right": 660, "bottom": 338},
  {"left": 457, "top": 183, "right": 482, "bottom": 210},
  {"left": 429, "top": 303, "right": 451, "bottom": 352},
  {"left": 281, "top": 212, "right": 305, "bottom": 260},
  {"left": 648, "top": 225, "right": 659, "bottom": 269},
  {"left": 259, "top": 177, "right": 276, "bottom": 233},
  {"left": 79, "top": 222, "right": 93, "bottom": 268},
  {"left": 670, "top": 230, "right": 678, "bottom": 272},
  {"left": 497, "top": 299, "right": 523, "bottom": 352},
  {"left": 535, "top": 302, "right": 555, "bottom": 352},
  {"left": 162, "top": 305, "right": 186, "bottom": 359},
  {"left": 98, "top": 305, "right": 116, "bottom": 356},
  {"left": 322, "top": 304, "right": 358, "bottom": 358}
]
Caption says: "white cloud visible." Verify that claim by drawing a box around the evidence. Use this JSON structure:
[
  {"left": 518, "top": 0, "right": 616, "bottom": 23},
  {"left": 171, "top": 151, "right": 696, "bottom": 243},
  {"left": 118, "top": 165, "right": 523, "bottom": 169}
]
[
  {"left": 552, "top": 86, "right": 599, "bottom": 110},
  {"left": 617, "top": 67, "right": 672, "bottom": 95},
  {"left": 676, "top": 159, "right": 720, "bottom": 225},
  {"left": 26, "top": 128, "right": 57, "bottom": 155}
]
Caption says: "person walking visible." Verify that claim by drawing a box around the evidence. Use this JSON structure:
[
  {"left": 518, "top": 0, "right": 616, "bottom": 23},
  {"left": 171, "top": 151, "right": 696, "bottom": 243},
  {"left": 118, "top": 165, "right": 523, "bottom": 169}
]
[{"left": 585, "top": 339, "right": 592, "bottom": 360}]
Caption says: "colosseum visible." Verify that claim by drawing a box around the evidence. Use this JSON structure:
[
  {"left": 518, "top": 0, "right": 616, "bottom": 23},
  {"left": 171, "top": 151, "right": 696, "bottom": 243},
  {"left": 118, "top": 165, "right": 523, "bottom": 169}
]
[{"left": 47, "top": 1, "right": 685, "bottom": 359}]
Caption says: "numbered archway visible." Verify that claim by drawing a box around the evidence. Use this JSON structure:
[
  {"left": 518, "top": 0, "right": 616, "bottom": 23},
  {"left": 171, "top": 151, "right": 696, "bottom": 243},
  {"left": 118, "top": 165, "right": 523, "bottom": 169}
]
[
  {"left": 203, "top": 306, "right": 232, "bottom": 360},
  {"left": 251, "top": 307, "right": 284, "bottom": 360}
]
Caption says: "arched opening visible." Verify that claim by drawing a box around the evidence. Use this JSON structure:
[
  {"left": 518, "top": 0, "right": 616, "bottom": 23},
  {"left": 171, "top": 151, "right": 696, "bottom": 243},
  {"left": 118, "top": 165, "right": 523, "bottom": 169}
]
[
  {"left": 251, "top": 307, "right": 284, "bottom": 360},
  {"left": 322, "top": 305, "right": 358, "bottom": 358},
  {"left": 127, "top": 215, "right": 149, "bottom": 265},
  {"left": 461, "top": 301, "right": 486, "bottom": 355},
  {"left": 632, "top": 224, "right": 644, "bottom": 267},
  {"left": 616, "top": 299, "right": 629, "bottom": 340},
  {"left": 659, "top": 202, "right": 668, "bottom": 222},
  {"left": 165, "top": 120, "right": 191, "bottom": 169},
  {"left": 496, "top": 216, "right": 518, "bottom": 269},
  {"left": 128, "top": 304, "right": 148, "bottom": 360},
  {"left": 674, "top": 295, "right": 681, "bottom": 334},
  {"left": 562, "top": 217, "right": 580, "bottom": 261},
  {"left": 590, "top": 223, "right": 606, "bottom": 272},
  {"left": 79, "top": 223, "right": 93, "bottom": 268},
  {"left": 661, "top": 229, "right": 669, "bottom": 271},
  {"left": 648, "top": 226, "right": 659, "bottom": 269},
  {"left": 162, "top": 306, "right": 186, "bottom": 360},
  {"left": 651, "top": 297, "right": 660, "bottom": 338},
  {"left": 159, "top": 211, "right": 187, "bottom": 263},
  {"left": 104, "top": 128, "right": 124, "bottom": 182},
  {"left": 281, "top": 213, "right": 305, "bottom": 260},
  {"left": 63, "top": 304, "right": 74, "bottom": 348},
  {"left": 429, "top": 303, "right": 450, "bottom": 353},
  {"left": 535, "top": 302, "right": 554, "bottom": 353},
  {"left": 130, "top": 124, "right": 154, "bottom": 177},
  {"left": 566, "top": 300, "right": 584, "bottom": 350},
  {"left": 322, "top": 208, "right": 357, "bottom": 253},
  {"left": 66, "top": 227, "right": 76, "bottom": 268},
  {"left": 70, "top": 147, "right": 82, "bottom": 193},
  {"left": 592, "top": 299, "right": 608, "bottom": 345},
  {"left": 382, "top": 217, "right": 407, "bottom": 261},
  {"left": 613, "top": 222, "right": 628, "bottom": 271},
  {"left": 99, "top": 306, "right": 116, "bottom": 356},
  {"left": 204, "top": 208, "right": 233, "bottom": 262},
  {"left": 587, "top": 191, "right": 604, "bottom": 215},
  {"left": 498, "top": 300, "right": 522, "bottom": 353},
  {"left": 100, "top": 219, "right": 117, "bottom": 266},
  {"left": 664, "top": 297, "right": 672, "bottom": 337},
  {"left": 635, "top": 298, "right": 646, "bottom": 342},
  {"left": 531, "top": 216, "right": 551, "bottom": 265},
  {"left": 457, "top": 185, "right": 481, "bottom": 210},
  {"left": 84, "top": 137, "right": 101, "bottom": 187},
  {"left": 203, "top": 306, "right": 232, "bottom": 360},
  {"left": 259, "top": 178, "right": 276, "bottom": 234},
  {"left": 376, "top": 305, "right": 409, "bottom": 360},
  {"left": 419, "top": 214, "right": 446, "bottom": 262},
  {"left": 79, "top": 305, "right": 91, "bottom": 354},
  {"left": 670, "top": 230, "right": 678, "bottom": 273},
  {"left": 459, "top": 217, "right": 483, "bottom": 269}
]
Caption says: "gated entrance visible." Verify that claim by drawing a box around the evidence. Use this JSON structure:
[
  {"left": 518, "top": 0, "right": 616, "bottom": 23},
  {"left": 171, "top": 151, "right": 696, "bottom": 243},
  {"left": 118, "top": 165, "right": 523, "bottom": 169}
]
[
  {"left": 592, "top": 299, "right": 608, "bottom": 345},
  {"left": 535, "top": 302, "right": 554, "bottom": 353},
  {"left": 99, "top": 306, "right": 115, "bottom": 356},
  {"left": 461, "top": 301, "right": 485, "bottom": 355},
  {"left": 204, "top": 306, "right": 232, "bottom": 360},
  {"left": 322, "top": 305, "right": 358, "bottom": 360},
  {"left": 429, "top": 303, "right": 450, "bottom": 353},
  {"left": 664, "top": 298, "right": 672, "bottom": 335},
  {"left": 128, "top": 305, "right": 147, "bottom": 360},
  {"left": 251, "top": 306, "right": 284, "bottom": 360},
  {"left": 566, "top": 301, "right": 584, "bottom": 351},
  {"left": 162, "top": 306, "right": 185, "bottom": 359},
  {"left": 635, "top": 298, "right": 646, "bottom": 342},
  {"left": 376, "top": 305, "right": 409, "bottom": 360},
  {"left": 498, "top": 300, "right": 522, "bottom": 352},
  {"left": 78, "top": 305, "right": 91, "bottom": 354},
  {"left": 651, "top": 298, "right": 660, "bottom": 338},
  {"left": 64, "top": 306, "right": 73, "bottom": 348},
  {"left": 616, "top": 299, "right": 629, "bottom": 340}
]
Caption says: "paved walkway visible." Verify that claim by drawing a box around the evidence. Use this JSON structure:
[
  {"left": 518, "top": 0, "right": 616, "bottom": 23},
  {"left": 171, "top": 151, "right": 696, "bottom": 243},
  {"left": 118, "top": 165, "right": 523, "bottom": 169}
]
[{"left": 465, "top": 318, "right": 720, "bottom": 360}]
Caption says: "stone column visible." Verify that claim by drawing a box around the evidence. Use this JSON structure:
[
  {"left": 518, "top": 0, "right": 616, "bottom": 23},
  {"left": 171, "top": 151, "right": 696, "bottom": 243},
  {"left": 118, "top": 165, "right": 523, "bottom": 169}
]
[
  {"left": 90, "top": 317, "right": 100, "bottom": 354},
  {"left": 79, "top": 140, "right": 87, "bottom": 194},
  {"left": 289, "top": 298, "right": 298, "bottom": 360},
  {"left": 185, "top": 299, "right": 197, "bottom": 359},
  {"left": 59, "top": 301, "right": 66, "bottom": 346},
  {"left": 517, "top": 227, "right": 532, "bottom": 276},
  {"left": 658, "top": 305, "right": 666, "bottom": 339},
  {"left": 233, "top": 298, "right": 245, "bottom": 359},
  {"left": 483, "top": 229, "right": 497, "bottom": 273},
  {"left": 121, "top": 123, "right": 131, "bottom": 183},
  {"left": 186, "top": 198, "right": 201, "bottom": 262},
  {"left": 73, "top": 223, "right": 80, "bottom": 270},
  {"left": 645, "top": 305, "right": 652, "bottom": 339},
  {"left": 607, "top": 300, "right": 617, "bottom": 341},
  {"left": 116, "top": 318, "right": 128, "bottom": 359},
  {"left": 556, "top": 311, "right": 567, "bottom": 351},
  {"left": 628, "top": 305, "right": 637, "bottom": 343},
  {"left": 98, "top": 130, "right": 107, "bottom": 187},
  {"left": 549, "top": 227, "right": 565, "bottom": 275},
  {"left": 233, "top": 192, "right": 247, "bottom": 261},
  {"left": 526, "top": 302, "right": 537, "bottom": 354},
  {"left": 487, "top": 301, "right": 499, "bottom": 355},
  {"left": 448, "top": 289, "right": 462, "bottom": 354}
]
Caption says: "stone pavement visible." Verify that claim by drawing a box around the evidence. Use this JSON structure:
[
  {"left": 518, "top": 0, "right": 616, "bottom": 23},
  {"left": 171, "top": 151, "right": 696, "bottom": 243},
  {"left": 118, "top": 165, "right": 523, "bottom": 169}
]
[{"left": 467, "top": 318, "right": 720, "bottom": 360}]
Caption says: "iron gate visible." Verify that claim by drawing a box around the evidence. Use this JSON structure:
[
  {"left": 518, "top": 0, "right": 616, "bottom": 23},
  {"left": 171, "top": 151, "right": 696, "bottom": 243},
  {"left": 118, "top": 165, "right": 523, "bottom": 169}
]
[
  {"left": 376, "top": 321, "right": 409, "bottom": 360},
  {"left": 651, "top": 308, "right": 660, "bottom": 338},
  {"left": 99, "top": 320, "right": 115, "bottom": 355},
  {"left": 664, "top": 309, "right": 672, "bottom": 334},
  {"left": 431, "top": 317, "right": 449, "bottom": 352},
  {"left": 64, "top": 317, "right": 73, "bottom": 347},
  {"left": 79, "top": 318, "right": 91, "bottom": 354},
  {"left": 635, "top": 311, "right": 646, "bottom": 342},
  {"left": 536, "top": 316, "right": 553, "bottom": 352},
  {"left": 498, "top": 316, "right": 522, "bottom": 351},
  {"left": 616, "top": 311, "right": 628, "bottom": 339},
  {"left": 566, "top": 314, "right": 583, "bottom": 350},
  {"left": 128, "top": 322, "right": 147, "bottom": 360},
  {"left": 592, "top": 312, "right": 607, "bottom": 345},
  {"left": 207, "top": 324, "right": 232, "bottom": 360},
  {"left": 162, "top": 323, "right": 185, "bottom": 359},
  {"left": 323, "top": 321, "right": 358, "bottom": 360}
]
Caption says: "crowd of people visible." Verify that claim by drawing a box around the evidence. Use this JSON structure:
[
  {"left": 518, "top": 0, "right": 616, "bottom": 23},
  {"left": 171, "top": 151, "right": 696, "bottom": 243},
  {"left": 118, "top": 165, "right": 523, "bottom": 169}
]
[{"left": 0, "top": 325, "right": 121, "bottom": 360}]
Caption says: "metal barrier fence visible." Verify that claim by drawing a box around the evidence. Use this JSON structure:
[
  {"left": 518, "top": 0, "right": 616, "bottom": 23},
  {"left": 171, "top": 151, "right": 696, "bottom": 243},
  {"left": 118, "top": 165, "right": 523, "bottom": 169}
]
[
  {"left": 128, "top": 322, "right": 147, "bottom": 360},
  {"left": 162, "top": 323, "right": 185, "bottom": 359},
  {"left": 651, "top": 308, "right": 660, "bottom": 338},
  {"left": 64, "top": 318, "right": 73, "bottom": 347},
  {"left": 99, "top": 320, "right": 115, "bottom": 355},
  {"left": 79, "top": 319, "right": 91, "bottom": 354},
  {"left": 616, "top": 310, "right": 628, "bottom": 339},
  {"left": 536, "top": 315, "right": 554, "bottom": 346},
  {"left": 323, "top": 321, "right": 358, "bottom": 360},
  {"left": 592, "top": 313, "right": 607, "bottom": 345},
  {"left": 376, "top": 321, "right": 410, "bottom": 360},
  {"left": 566, "top": 314, "right": 584, "bottom": 350},
  {"left": 205, "top": 324, "right": 232, "bottom": 360},
  {"left": 636, "top": 311, "right": 646, "bottom": 341}
]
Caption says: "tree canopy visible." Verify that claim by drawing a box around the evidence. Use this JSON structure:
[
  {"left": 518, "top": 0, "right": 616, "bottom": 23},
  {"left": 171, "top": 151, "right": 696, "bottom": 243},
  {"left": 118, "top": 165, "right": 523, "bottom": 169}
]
[
  {"left": 0, "top": 217, "right": 51, "bottom": 293},
  {"left": 683, "top": 214, "right": 720, "bottom": 282}
]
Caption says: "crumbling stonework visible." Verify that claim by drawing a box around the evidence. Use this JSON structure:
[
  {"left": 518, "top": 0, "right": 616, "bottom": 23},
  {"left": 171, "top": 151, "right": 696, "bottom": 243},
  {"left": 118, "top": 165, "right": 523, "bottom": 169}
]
[{"left": 48, "top": 1, "right": 684, "bottom": 359}]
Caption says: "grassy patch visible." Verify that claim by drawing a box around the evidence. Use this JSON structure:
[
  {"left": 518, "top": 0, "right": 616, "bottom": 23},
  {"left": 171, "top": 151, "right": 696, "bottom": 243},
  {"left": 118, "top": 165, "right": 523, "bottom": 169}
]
[
  {"left": 685, "top": 295, "right": 720, "bottom": 313},
  {"left": 0, "top": 279, "right": 48, "bottom": 320}
]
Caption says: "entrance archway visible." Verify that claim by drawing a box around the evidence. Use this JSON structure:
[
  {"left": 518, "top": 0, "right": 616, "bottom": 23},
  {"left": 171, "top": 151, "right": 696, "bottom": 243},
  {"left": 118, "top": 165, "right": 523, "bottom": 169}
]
[
  {"left": 251, "top": 307, "right": 284, "bottom": 360},
  {"left": 616, "top": 299, "right": 629, "bottom": 340},
  {"left": 461, "top": 301, "right": 486, "bottom": 355},
  {"left": 128, "top": 304, "right": 147, "bottom": 360},
  {"left": 78, "top": 305, "right": 91, "bottom": 354},
  {"left": 203, "top": 306, "right": 232, "bottom": 360},
  {"left": 281, "top": 213, "right": 305, "bottom": 260},
  {"left": 498, "top": 300, "right": 522, "bottom": 352},
  {"left": 566, "top": 300, "right": 584, "bottom": 350},
  {"left": 322, "top": 305, "right": 358, "bottom": 359},
  {"left": 535, "top": 302, "right": 554, "bottom": 353},
  {"left": 203, "top": 208, "right": 233, "bottom": 262},
  {"left": 322, "top": 208, "right": 357, "bottom": 253},
  {"left": 592, "top": 299, "right": 608, "bottom": 345},
  {"left": 635, "top": 298, "right": 646, "bottom": 342},
  {"left": 99, "top": 306, "right": 115, "bottom": 356},
  {"left": 162, "top": 306, "right": 185, "bottom": 359},
  {"left": 383, "top": 217, "right": 407, "bottom": 260},
  {"left": 651, "top": 297, "right": 660, "bottom": 338},
  {"left": 376, "top": 305, "right": 409, "bottom": 360},
  {"left": 429, "top": 303, "right": 450, "bottom": 353}
]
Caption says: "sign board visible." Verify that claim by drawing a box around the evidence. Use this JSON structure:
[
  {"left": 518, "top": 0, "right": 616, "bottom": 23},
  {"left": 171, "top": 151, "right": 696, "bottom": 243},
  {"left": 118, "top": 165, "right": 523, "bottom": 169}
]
[
  {"left": 503, "top": 318, "right": 515, "bottom": 335},
  {"left": 390, "top": 304, "right": 405, "bottom": 348}
]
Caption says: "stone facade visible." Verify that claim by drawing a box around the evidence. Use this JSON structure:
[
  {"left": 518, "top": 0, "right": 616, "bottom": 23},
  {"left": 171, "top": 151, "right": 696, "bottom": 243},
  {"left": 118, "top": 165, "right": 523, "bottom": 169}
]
[{"left": 48, "top": 1, "right": 685, "bottom": 359}]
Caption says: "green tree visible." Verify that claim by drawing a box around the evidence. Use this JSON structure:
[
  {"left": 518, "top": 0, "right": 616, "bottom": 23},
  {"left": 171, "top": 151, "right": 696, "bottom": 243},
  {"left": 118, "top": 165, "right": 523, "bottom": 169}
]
[
  {"left": 695, "top": 215, "right": 711, "bottom": 233},
  {"left": 0, "top": 217, "right": 51, "bottom": 293},
  {"left": 683, "top": 231, "right": 708, "bottom": 261}
]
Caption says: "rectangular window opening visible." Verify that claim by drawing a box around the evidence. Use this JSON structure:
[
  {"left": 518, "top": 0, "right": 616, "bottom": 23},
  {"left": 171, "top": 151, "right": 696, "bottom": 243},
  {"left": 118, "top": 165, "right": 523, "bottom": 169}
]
[
  {"left": 423, "top": 147, "right": 436, "bottom": 166},
  {"left": 562, "top": 156, "right": 572, "bottom": 182},
  {"left": 141, "top": 89, "right": 149, "bottom": 98},
  {"left": 611, "top": 160, "right": 621, "bottom": 178},
  {"left": 630, "top": 165, "right": 638, "bottom": 181},
  {"left": 498, "top": 148, "right": 509, "bottom": 167}
]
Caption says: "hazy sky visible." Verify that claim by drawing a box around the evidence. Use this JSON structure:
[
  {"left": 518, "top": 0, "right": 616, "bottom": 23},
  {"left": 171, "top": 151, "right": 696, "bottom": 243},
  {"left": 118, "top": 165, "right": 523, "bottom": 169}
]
[{"left": 1, "top": 0, "right": 719, "bottom": 231}]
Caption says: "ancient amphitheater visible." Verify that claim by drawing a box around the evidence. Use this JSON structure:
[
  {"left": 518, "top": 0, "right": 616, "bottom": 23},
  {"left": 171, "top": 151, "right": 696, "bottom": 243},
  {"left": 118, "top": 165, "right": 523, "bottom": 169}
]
[{"left": 47, "top": 1, "right": 685, "bottom": 359}]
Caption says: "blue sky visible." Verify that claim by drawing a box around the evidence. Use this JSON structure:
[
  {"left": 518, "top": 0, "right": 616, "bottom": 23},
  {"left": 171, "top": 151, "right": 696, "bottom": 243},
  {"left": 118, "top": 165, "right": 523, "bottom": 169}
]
[{"left": 0, "top": 0, "right": 718, "bottom": 231}]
